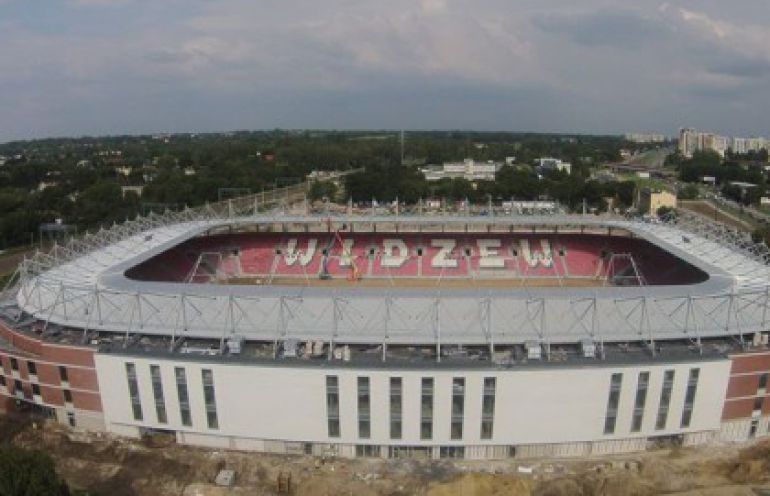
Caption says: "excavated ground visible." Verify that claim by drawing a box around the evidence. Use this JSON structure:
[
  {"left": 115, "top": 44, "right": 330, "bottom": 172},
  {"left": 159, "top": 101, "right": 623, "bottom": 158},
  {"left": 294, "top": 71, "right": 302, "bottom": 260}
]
[{"left": 4, "top": 414, "right": 770, "bottom": 495}]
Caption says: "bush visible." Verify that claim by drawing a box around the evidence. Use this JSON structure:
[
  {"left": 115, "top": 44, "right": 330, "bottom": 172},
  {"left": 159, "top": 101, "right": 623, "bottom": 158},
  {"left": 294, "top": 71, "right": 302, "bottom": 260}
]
[
  {"left": 677, "top": 184, "right": 699, "bottom": 200},
  {"left": 0, "top": 446, "right": 71, "bottom": 496}
]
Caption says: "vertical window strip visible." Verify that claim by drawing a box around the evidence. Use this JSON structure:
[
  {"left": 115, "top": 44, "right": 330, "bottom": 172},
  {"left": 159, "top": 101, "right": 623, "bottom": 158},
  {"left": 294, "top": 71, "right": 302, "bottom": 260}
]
[
  {"left": 150, "top": 365, "right": 167, "bottom": 424},
  {"left": 631, "top": 372, "right": 649, "bottom": 432},
  {"left": 603, "top": 373, "right": 622, "bottom": 435},
  {"left": 202, "top": 369, "right": 218, "bottom": 429},
  {"left": 451, "top": 378, "right": 465, "bottom": 440},
  {"left": 357, "top": 377, "right": 371, "bottom": 439},
  {"left": 390, "top": 377, "right": 402, "bottom": 440},
  {"left": 481, "top": 377, "right": 496, "bottom": 440},
  {"left": 680, "top": 368, "right": 699, "bottom": 428},
  {"left": 421, "top": 378, "right": 434, "bottom": 440},
  {"left": 656, "top": 370, "right": 675, "bottom": 430},
  {"left": 125, "top": 363, "right": 143, "bottom": 421},
  {"left": 175, "top": 367, "right": 192, "bottom": 427},
  {"left": 326, "top": 376, "right": 340, "bottom": 438}
]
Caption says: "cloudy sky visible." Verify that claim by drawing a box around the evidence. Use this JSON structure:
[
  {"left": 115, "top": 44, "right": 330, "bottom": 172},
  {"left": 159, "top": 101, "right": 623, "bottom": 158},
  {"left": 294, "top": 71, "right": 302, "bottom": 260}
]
[{"left": 1, "top": 0, "right": 769, "bottom": 141}]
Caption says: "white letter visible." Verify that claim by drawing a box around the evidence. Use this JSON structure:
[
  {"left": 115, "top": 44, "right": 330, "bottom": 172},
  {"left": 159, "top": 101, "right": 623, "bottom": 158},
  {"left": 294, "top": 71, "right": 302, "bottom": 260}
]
[
  {"left": 284, "top": 238, "right": 317, "bottom": 266},
  {"left": 520, "top": 239, "right": 554, "bottom": 268},
  {"left": 338, "top": 239, "right": 355, "bottom": 267},
  {"left": 477, "top": 239, "right": 504, "bottom": 268},
  {"left": 381, "top": 239, "right": 408, "bottom": 267},
  {"left": 431, "top": 239, "right": 458, "bottom": 268}
]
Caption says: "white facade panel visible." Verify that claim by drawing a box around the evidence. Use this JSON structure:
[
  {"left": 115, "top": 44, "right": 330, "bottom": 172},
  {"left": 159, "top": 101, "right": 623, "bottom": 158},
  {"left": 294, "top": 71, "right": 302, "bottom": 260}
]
[{"left": 95, "top": 353, "right": 731, "bottom": 457}]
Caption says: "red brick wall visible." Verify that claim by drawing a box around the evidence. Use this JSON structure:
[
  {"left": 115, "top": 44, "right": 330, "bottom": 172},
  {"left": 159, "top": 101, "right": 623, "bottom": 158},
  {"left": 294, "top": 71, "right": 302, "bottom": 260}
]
[
  {"left": 729, "top": 352, "right": 770, "bottom": 375},
  {"left": 723, "top": 351, "right": 770, "bottom": 421},
  {"left": 723, "top": 398, "right": 755, "bottom": 420},
  {"left": 726, "top": 375, "right": 760, "bottom": 398},
  {"left": 0, "top": 321, "right": 101, "bottom": 413}
]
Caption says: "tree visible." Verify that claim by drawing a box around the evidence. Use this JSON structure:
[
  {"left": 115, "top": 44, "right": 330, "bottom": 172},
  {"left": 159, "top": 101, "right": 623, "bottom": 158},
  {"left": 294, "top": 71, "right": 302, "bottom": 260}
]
[
  {"left": 308, "top": 180, "right": 338, "bottom": 202},
  {"left": 677, "top": 184, "right": 700, "bottom": 200},
  {"left": 657, "top": 205, "right": 676, "bottom": 218},
  {"left": 0, "top": 446, "right": 71, "bottom": 496}
]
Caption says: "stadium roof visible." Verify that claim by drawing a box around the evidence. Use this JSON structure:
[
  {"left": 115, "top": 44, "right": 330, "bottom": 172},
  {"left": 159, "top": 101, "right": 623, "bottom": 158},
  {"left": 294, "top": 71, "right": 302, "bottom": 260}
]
[{"left": 7, "top": 211, "right": 770, "bottom": 347}]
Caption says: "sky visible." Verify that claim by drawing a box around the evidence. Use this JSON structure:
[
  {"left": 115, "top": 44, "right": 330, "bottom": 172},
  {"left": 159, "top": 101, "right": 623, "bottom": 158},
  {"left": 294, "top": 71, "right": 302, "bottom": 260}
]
[{"left": 1, "top": 0, "right": 769, "bottom": 141}]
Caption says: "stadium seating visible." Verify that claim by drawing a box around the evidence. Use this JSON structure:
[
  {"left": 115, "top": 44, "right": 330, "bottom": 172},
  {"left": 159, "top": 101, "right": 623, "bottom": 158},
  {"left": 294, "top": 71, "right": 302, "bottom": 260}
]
[{"left": 126, "top": 232, "right": 705, "bottom": 286}]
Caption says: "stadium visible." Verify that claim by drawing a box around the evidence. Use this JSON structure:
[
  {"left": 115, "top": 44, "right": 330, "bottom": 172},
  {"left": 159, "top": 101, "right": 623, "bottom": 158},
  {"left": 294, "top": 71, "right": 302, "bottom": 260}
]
[{"left": 3, "top": 188, "right": 770, "bottom": 460}]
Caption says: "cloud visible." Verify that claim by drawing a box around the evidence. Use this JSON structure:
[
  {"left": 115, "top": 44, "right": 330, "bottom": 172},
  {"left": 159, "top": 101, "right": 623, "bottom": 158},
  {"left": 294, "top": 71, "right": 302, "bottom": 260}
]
[
  {"left": 533, "top": 8, "right": 670, "bottom": 49},
  {"left": 1, "top": 0, "right": 770, "bottom": 141}
]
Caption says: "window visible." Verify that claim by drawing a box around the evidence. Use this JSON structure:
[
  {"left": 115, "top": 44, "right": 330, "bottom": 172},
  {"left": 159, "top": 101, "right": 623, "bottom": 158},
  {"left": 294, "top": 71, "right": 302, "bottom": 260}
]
[
  {"left": 67, "top": 411, "right": 76, "bottom": 428},
  {"left": 10, "top": 358, "right": 18, "bottom": 371},
  {"left": 656, "top": 370, "right": 675, "bottom": 430},
  {"left": 680, "top": 368, "right": 699, "bottom": 428},
  {"left": 754, "top": 396, "right": 764, "bottom": 412},
  {"left": 421, "top": 378, "right": 434, "bottom": 440},
  {"left": 631, "top": 372, "right": 650, "bottom": 432},
  {"left": 439, "top": 446, "right": 465, "bottom": 459},
  {"left": 0, "top": 376, "right": 6, "bottom": 389},
  {"left": 451, "top": 378, "right": 465, "bottom": 440},
  {"left": 150, "top": 365, "right": 167, "bottom": 424},
  {"left": 175, "top": 367, "right": 192, "bottom": 427},
  {"left": 63, "top": 389, "right": 73, "bottom": 404},
  {"left": 59, "top": 366, "right": 68, "bottom": 383},
  {"left": 125, "top": 363, "right": 143, "bottom": 421},
  {"left": 390, "top": 377, "right": 402, "bottom": 440},
  {"left": 326, "top": 376, "right": 340, "bottom": 438},
  {"left": 27, "top": 361, "right": 37, "bottom": 376},
  {"left": 355, "top": 445, "right": 381, "bottom": 457},
  {"left": 32, "top": 383, "right": 40, "bottom": 397},
  {"left": 358, "top": 377, "right": 370, "bottom": 439},
  {"left": 604, "top": 373, "right": 622, "bottom": 435},
  {"left": 481, "top": 377, "right": 496, "bottom": 440},
  {"left": 760, "top": 374, "right": 769, "bottom": 391},
  {"left": 750, "top": 419, "right": 759, "bottom": 439},
  {"left": 202, "top": 369, "right": 218, "bottom": 429}
]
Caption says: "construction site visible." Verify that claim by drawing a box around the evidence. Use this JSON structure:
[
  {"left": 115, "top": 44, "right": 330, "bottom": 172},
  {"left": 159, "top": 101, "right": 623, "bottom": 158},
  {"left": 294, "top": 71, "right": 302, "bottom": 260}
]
[{"left": 3, "top": 413, "right": 770, "bottom": 496}]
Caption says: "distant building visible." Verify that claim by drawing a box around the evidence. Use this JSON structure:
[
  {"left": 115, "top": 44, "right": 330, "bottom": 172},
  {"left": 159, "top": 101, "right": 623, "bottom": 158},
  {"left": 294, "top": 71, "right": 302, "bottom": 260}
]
[
  {"left": 535, "top": 158, "right": 571, "bottom": 175},
  {"left": 121, "top": 185, "right": 144, "bottom": 198},
  {"left": 625, "top": 133, "right": 666, "bottom": 144},
  {"left": 678, "top": 128, "right": 729, "bottom": 158},
  {"left": 115, "top": 166, "right": 133, "bottom": 177},
  {"left": 420, "top": 159, "right": 502, "bottom": 182},
  {"left": 732, "top": 137, "right": 768, "bottom": 155},
  {"left": 679, "top": 128, "right": 768, "bottom": 158},
  {"left": 638, "top": 188, "right": 676, "bottom": 215}
]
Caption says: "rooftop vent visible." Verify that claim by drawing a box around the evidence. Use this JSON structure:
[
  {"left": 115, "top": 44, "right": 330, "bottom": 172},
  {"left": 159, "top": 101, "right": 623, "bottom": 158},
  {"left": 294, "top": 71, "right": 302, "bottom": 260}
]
[{"left": 525, "top": 341, "right": 542, "bottom": 361}]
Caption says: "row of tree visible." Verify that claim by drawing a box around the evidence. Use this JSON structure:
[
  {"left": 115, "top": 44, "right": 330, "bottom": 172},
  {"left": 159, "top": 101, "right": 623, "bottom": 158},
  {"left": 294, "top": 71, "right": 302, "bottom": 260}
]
[
  {"left": 342, "top": 164, "right": 637, "bottom": 212},
  {"left": 0, "top": 131, "right": 627, "bottom": 249}
]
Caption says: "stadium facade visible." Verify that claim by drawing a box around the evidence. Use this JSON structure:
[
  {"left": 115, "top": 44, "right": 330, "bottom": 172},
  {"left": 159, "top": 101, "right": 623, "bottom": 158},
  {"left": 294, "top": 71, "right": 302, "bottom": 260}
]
[{"left": 3, "top": 196, "right": 770, "bottom": 460}]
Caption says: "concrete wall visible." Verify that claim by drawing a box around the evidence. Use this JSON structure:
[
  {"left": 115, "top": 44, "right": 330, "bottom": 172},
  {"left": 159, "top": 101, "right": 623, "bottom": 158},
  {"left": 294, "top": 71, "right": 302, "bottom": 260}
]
[{"left": 95, "top": 353, "right": 731, "bottom": 457}]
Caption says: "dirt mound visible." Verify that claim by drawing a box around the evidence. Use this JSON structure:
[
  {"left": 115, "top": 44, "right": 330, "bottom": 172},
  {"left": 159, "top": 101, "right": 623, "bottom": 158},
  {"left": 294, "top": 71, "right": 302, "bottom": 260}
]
[
  {"left": 533, "top": 477, "right": 583, "bottom": 496},
  {"left": 426, "top": 473, "right": 532, "bottom": 496},
  {"left": 295, "top": 475, "right": 380, "bottom": 496},
  {"left": 666, "top": 486, "right": 766, "bottom": 496},
  {"left": 638, "top": 458, "right": 698, "bottom": 493},
  {"left": 573, "top": 471, "right": 655, "bottom": 496}
]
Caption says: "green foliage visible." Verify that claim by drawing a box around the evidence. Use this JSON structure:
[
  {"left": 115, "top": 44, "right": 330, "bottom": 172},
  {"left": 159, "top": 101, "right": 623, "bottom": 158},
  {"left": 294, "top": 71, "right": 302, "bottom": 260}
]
[
  {"left": 0, "top": 131, "right": 627, "bottom": 250},
  {"left": 657, "top": 205, "right": 676, "bottom": 218},
  {"left": 0, "top": 445, "right": 71, "bottom": 496},
  {"left": 753, "top": 228, "right": 770, "bottom": 245},
  {"left": 308, "top": 180, "right": 338, "bottom": 202},
  {"left": 677, "top": 184, "right": 700, "bottom": 200}
]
